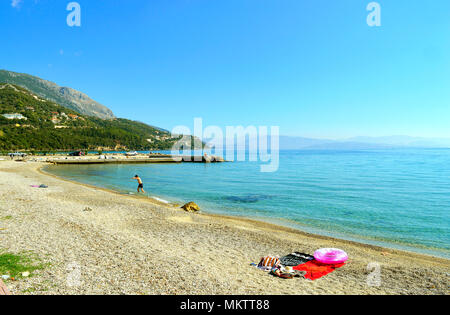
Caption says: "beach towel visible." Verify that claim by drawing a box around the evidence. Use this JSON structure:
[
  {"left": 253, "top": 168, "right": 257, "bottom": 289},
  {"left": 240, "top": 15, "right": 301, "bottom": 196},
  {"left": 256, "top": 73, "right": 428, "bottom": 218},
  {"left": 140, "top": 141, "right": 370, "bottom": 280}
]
[
  {"left": 280, "top": 252, "right": 315, "bottom": 267},
  {"left": 256, "top": 256, "right": 281, "bottom": 271},
  {"left": 293, "top": 260, "right": 345, "bottom": 281}
]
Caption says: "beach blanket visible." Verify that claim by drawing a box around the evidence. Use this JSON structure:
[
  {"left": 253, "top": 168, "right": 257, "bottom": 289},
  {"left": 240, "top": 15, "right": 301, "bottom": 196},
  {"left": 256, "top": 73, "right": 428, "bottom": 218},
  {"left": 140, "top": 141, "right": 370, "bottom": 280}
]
[
  {"left": 293, "top": 260, "right": 345, "bottom": 281},
  {"left": 280, "top": 252, "right": 315, "bottom": 267},
  {"left": 254, "top": 256, "right": 281, "bottom": 271}
]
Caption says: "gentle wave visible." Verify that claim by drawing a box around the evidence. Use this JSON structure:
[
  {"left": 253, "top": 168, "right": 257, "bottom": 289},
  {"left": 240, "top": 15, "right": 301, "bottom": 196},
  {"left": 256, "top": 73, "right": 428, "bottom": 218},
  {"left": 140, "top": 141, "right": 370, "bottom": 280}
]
[{"left": 152, "top": 197, "right": 170, "bottom": 204}]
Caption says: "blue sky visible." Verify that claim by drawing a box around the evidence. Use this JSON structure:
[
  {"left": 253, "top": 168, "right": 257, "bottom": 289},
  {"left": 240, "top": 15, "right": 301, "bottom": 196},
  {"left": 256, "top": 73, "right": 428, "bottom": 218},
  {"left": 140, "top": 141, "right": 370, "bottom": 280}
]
[{"left": 1, "top": 0, "right": 449, "bottom": 139}]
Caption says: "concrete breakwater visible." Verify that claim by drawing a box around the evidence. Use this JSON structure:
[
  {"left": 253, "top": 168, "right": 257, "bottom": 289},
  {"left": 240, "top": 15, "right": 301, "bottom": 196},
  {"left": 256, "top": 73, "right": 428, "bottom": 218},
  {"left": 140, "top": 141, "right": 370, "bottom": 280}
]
[{"left": 46, "top": 154, "right": 226, "bottom": 165}]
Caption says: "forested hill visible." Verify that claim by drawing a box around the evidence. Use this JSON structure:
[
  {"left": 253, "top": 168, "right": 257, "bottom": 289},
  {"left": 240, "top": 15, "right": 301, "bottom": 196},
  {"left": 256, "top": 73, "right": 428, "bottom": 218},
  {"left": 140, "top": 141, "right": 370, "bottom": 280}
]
[
  {"left": 0, "top": 83, "right": 182, "bottom": 151},
  {"left": 0, "top": 70, "right": 115, "bottom": 119}
]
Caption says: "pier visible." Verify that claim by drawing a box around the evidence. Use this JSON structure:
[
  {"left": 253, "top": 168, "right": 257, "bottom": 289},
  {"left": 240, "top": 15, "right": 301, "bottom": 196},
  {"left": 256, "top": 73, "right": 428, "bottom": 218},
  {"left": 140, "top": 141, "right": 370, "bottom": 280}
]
[{"left": 46, "top": 154, "right": 226, "bottom": 165}]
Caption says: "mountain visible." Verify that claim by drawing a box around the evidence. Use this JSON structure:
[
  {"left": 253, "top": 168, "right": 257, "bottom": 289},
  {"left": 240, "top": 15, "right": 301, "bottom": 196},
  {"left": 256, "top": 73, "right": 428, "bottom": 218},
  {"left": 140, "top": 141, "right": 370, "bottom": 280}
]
[
  {"left": 0, "top": 70, "right": 115, "bottom": 119},
  {"left": 277, "top": 136, "right": 392, "bottom": 150},
  {"left": 347, "top": 136, "right": 450, "bottom": 148},
  {"left": 216, "top": 136, "right": 393, "bottom": 151},
  {"left": 278, "top": 135, "right": 450, "bottom": 150},
  {"left": 279, "top": 136, "right": 334, "bottom": 150},
  {"left": 212, "top": 135, "right": 450, "bottom": 151},
  {"left": 0, "top": 83, "right": 182, "bottom": 151}
]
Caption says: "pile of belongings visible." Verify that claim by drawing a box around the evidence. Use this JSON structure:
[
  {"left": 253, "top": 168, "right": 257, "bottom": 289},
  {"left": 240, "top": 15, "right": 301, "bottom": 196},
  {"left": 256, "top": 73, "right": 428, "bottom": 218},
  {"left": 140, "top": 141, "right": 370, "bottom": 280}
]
[
  {"left": 252, "top": 251, "right": 346, "bottom": 281},
  {"left": 30, "top": 184, "right": 48, "bottom": 189}
]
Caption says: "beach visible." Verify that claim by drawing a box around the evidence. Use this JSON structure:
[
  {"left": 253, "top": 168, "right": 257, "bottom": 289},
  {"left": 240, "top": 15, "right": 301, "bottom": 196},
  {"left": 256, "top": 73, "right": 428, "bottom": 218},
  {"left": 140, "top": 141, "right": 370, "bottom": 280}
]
[{"left": 0, "top": 160, "right": 448, "bottom": 295}]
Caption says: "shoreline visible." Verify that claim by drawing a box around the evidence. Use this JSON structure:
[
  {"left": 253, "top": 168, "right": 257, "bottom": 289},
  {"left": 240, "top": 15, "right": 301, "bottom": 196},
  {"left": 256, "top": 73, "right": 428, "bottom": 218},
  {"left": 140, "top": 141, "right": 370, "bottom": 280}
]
[
  {"left": 1, "top": 160, "right": 448, "bottom": 295},
  {"left": 42, "top": 163, "right": 449, "bottom": 261}
]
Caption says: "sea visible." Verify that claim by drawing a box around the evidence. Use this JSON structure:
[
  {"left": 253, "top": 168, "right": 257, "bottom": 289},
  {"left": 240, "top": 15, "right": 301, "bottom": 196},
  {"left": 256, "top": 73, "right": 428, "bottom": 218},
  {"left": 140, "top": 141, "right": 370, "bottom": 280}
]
[{"left": 45, "top": 149, "right": 450, "bottom": 259}]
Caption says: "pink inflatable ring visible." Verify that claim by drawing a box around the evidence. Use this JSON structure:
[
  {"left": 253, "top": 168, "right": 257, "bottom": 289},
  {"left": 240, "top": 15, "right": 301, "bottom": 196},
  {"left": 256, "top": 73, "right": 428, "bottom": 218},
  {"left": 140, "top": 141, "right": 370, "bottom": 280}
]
[{"left": 314, "top": 248, "right": 348, "bottom": 264}]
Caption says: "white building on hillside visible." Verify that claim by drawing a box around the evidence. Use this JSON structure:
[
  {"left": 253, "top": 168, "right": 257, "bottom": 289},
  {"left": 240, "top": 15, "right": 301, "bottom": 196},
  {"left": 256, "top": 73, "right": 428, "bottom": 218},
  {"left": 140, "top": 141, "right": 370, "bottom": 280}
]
[{"left": 2, "top": 113, "right": 28, "bottom": 120}]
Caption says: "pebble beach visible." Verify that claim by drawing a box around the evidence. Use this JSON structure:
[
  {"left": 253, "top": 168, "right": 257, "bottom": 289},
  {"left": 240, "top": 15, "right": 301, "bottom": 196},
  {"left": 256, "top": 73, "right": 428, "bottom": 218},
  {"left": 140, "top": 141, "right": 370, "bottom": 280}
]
[{"left": 0, "top": 160, "right": 448, "bottom": 295}]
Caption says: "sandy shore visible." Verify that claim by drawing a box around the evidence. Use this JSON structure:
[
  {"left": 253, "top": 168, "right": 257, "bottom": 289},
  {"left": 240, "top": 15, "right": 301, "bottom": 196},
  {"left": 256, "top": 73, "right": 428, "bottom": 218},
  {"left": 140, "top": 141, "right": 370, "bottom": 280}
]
[{"left": 0, "top": 160, "right": 448, "bottom": 295}]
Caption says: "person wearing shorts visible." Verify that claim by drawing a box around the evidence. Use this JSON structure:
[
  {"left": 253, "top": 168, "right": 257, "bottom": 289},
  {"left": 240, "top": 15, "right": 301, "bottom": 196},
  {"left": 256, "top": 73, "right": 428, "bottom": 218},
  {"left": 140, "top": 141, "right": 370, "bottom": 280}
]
[{"left": 133, "top": 175, "right": 145, "bottom": 193}]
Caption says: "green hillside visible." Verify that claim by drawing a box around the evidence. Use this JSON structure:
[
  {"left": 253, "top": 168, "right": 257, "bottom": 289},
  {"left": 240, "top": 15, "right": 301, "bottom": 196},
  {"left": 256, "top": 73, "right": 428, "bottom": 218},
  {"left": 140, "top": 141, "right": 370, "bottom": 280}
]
[
  {"left": 0, "top": 70, "right": 115, "bottom": 119},
  {"left": 0, "top": 84, "right": 183, "bottom": 151}
]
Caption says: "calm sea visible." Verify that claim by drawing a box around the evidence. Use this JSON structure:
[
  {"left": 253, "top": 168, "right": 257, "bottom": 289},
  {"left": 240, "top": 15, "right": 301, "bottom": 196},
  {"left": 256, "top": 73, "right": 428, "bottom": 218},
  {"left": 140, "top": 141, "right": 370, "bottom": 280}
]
[{"left": 46, "top": 149, "right": 450, "bottom": 258}]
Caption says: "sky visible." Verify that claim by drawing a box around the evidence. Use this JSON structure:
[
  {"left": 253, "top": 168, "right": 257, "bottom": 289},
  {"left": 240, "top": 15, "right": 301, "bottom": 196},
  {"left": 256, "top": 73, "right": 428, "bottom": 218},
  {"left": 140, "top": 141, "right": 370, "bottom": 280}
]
[{"left": 1, "top": 0, "right": 449, "bottom": 139}]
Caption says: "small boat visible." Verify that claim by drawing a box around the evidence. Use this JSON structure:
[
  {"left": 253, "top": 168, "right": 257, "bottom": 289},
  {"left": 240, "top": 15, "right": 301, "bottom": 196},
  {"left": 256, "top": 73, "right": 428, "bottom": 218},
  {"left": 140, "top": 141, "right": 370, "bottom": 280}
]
[{"left": 125, "top": 151, "right": 138, "bottom": 156}]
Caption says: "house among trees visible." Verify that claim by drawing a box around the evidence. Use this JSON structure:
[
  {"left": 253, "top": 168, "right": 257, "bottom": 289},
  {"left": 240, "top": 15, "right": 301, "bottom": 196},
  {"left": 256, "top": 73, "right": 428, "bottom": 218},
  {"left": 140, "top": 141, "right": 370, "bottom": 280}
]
[{"left": 2, "top": 113, "right": 28, "bottom": 120}]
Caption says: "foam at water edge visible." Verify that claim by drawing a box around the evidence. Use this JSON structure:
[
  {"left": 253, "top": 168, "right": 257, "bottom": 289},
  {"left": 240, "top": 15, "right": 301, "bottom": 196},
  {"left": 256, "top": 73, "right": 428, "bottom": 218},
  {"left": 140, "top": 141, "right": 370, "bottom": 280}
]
[{"left": 152, "top": 196, "right": 170, "bottom": 204}]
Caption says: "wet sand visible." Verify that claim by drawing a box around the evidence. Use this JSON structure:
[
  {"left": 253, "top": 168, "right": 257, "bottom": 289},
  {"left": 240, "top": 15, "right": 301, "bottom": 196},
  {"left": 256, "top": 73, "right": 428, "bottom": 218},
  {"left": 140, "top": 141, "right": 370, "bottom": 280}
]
[{"left": 0, "top": 160, "right": 448, "bottom": 295}]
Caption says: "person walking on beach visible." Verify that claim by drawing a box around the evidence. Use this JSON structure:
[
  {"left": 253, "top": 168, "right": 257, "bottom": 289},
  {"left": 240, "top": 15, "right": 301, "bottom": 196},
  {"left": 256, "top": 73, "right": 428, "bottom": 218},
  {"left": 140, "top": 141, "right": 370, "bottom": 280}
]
[{"left": 133, "top": 175, "right": 145, "bottom": 193}]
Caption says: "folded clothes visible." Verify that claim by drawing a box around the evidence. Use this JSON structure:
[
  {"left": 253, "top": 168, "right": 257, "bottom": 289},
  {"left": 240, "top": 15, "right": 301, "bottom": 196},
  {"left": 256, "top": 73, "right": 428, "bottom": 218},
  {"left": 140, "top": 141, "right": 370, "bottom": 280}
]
[{"left": 293, "top": 260, "right": 345, "bottom": 281}]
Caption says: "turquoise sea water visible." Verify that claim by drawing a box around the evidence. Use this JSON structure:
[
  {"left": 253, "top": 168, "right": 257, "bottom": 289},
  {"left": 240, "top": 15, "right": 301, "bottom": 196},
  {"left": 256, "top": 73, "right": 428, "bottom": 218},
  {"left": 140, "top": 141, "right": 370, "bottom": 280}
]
[{"left": 46, "top": 149, "right": 450, "bottom": 258}]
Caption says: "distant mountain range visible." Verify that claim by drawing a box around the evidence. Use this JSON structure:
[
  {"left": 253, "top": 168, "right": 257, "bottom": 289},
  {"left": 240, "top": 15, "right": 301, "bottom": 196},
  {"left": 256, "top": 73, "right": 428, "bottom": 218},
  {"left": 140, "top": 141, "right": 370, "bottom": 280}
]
[
  {"left": 346, "top": 136, "right": 450, "bottom": 148},
  {"left": 278, "top": 136, "right": 450, "bottom": 150},
  {"left": 0, "top": 70, "right": 115, "bottom": 119},
  {"left": 217, "top": 135, "right": 450, "bottom": 151}
]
